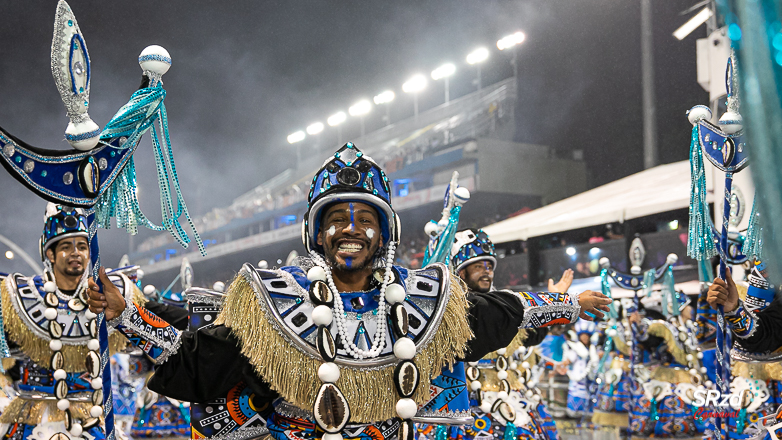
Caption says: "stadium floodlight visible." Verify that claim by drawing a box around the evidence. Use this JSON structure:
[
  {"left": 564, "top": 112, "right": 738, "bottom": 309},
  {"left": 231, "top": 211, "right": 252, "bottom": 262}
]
[
  {"left": 348, "top": 99, "right": 372, "bottom": 116},
  {"left": 306, "top": 122, "right": 324, "bottom": 135},
  {"left": 466, "top": 47, "right": 489, "bottom": 65},
  {"left": 5, "top": 250, "right": 13, "bottom": 260},
  {"left": 431, "top": 63, "right": 456, "bottom": 80},
  {"left": 673, "top": 7, "right": 712, "bottom": 40},
  {"left": 373, "top": 90, "right": 395, "bottom": 105},
  {"left": 287, "top": 131, "right": 305, "bottom": 144},
  {"left": 497, "top": 32, "right": 526, "bottom": 50},
  {"left": 327, "top": 111, "right": 347, "bottom": 127}
]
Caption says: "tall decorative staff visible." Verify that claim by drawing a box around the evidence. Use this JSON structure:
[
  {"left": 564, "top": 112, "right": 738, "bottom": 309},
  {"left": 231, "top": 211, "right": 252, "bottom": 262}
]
[
  {"left": 0, "top": 2, "right": 203, "bottom": 440},
  {"left": 686, "top": 51, "right": 762, "bottom": 440}
]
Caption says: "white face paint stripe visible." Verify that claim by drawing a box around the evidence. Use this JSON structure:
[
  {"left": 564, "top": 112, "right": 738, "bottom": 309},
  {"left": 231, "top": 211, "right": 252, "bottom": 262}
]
[
  {"left": 366, "top": 228, "right": 375, "bottom": 239},
  {"left": 327, "top": 225, "right": 337, "bottom": 236}
]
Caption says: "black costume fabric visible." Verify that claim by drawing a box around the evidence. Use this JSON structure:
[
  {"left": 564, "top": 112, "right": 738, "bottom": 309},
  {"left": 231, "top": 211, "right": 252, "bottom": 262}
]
[
  {"left": 731, "top": 296, "right": 782, "bottom": 353},
  {"left": 147, "top": 289, "right": 527, "bottom": 403},
  {"left": 145, "top": 300, "right": 190, "bottom": 331}
]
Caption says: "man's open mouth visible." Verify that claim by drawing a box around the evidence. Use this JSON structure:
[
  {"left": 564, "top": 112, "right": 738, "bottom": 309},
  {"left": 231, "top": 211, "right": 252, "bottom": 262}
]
[{"left": 338, "top": 243, "right": 364, "bottom": 253}]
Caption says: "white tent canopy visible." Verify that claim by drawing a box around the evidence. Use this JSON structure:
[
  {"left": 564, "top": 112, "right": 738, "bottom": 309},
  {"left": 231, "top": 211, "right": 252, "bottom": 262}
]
[{"left": 483, "top": 161, "right": 714, "bottom": 243}]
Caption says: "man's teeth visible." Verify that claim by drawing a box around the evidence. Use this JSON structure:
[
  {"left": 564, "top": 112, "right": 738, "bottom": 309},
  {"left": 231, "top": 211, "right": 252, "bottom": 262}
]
[{"left": 338, "top": 243, "right": 363, "bottom": 253}]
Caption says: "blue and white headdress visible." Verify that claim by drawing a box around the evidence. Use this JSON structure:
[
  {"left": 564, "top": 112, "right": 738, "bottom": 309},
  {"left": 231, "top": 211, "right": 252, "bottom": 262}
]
[
  {"left": 40, "top": 202, "right": 89, "bottom": 259},
  {"left": 451, "top": 229, "right": 497, "bottom": 273},
  {"left": 302, "top": 142, "right": 400, "bottom": 254}
]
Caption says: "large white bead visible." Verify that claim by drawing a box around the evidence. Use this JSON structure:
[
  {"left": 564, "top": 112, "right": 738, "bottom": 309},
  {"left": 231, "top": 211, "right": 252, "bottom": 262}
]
[
  {"left": 139, "top": 45, "right": 171, "bottom": 75},
  {"left": 213, "top": 281, "right": 225, "bottom": 292},
  {"left": 396, "top": 398, "right": 418, "bottom": 419},
  {"left": 87, "top": 339, "right": 100, "bottom": 351},
  {"left": 65, "top": 119, "right": 101, "bottom": 151},
  {"left": 521, "top": 362, "right": 530, "bottom": 369},
  {"left": 480, "top": 402, "right": 492, "bottom": 413},
  {"left": 90, "top": 405, "right": 103, "bottom": 418},
  {"left": 471, "top": 380, "right": 482, "bottom": 391},
  {"left": 69, "top": 424, "right": 83, "bottom": 437},
  {"left": 697, "top": 352, "right": 704, "bottom": 359},
  {"left": 135, "top": 269, "right": 145, "bottom": 280},
  {"left": 307, "top": 266, "right": 327, "bottom": 282},
  {"left": 257, "top": 260, "right": 269, "bottom": 269},
  {"left": 91, "top": 378, "right": 103, "bottom": 389},
  {"left": 323, "top": 433, "right": 343, "bottom": 440},
  {"left": 496, "top": 348, "right": 506, "bottom": 355},
  {"left": 44, "top": 281, "right": 57, "bottom": 293},
  {"left": 143, "top": 285, "right": 156, "bottom": 296},
  {"left": 509, "top": 362, "right": 518, "bottom": 370},
  {"left": 54, "top": 369, "right": 67, "bottom": 380},
  {"left": 385, "top": 284, "right": 406, "bottom": 304},
  {"left": 497, "top": 391, "right": 508, "bottom": 401},
  {"left": 525, "top": 390, "right": 533, "bottom": 398},
  {"left": 312, "top": 305, "right": 333, "bottom": 326},
  {"left": 44, "top": 308, "right": 58, "bottom": 321},
  {"left": 719, "top": 111, "right": 743, "bottom": 134},
  {"left": 687, "top": 105, "right": 712, "bottom": 125},
  {"left": 497, "top": 370, "right": 508, "bottom": 380},
  {"left": 606, "top": 329, "right": 617, "bottom": 337},
  {"left": 454, "top": 187, "right": 471, "bottom": 204},
  {"left": 57, "top": 399, "right": 70, "bottom": 410},
  {"left": 85, "top": 310, "right": 98, "bottom": 321},
  {"left": 49, "top": 340, "right": 63, "bottom": 351},
  {"left": 317, "top": 362, "right": 340, "bottom": 383},
  {"left": 424, "top": 221, "right": 439, "bottom": 237},
  {"left": 686, "top": 354, "right": 694, "bottom": 362},
  {"left": 393, "top": 338, "right": 416, "bottom": 360}
]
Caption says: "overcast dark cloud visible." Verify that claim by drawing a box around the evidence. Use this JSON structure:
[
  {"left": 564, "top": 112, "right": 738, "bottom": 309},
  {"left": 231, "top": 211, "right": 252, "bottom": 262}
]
[{"left": 0, "top": 0, "right": 707, "bottom": 274}]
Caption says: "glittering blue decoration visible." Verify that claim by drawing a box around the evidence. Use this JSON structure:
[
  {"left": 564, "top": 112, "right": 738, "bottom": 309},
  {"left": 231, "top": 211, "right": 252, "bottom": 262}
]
[
  {"left": 688, "top": 126, "right": 717, "bottom": 261},
  {"left": 64, "top": 127, "right": 101, "bottom": 141},
  {"left": 138, "top": 54, "right": 172, "bottom": 65},
  {"left": 423, "top": 205, "right": 462, "bottom": 267},
  {"left": 434, "top": 424, "right": 448, "bottom": 440},
  {"left": 94, "top": 83, "right": 205, "bottom": 256},
  {"left": 503, "top": 422, "right": 516, "bottom": 440},
  {"left": 744, "top": 196, "right": 763, "bottom": 260},
  {"left": 600, "top": 268, "right": 618, "bottom": 320}
]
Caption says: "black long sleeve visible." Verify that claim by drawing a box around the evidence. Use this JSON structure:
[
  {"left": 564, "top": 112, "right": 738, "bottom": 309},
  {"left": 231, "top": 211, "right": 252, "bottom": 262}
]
[
  {"left": 732, "top": 297, "right": 782, "bottom": 353},
  {"left": 524, "top": 328, "right": 549, "bottom": 347},
  {"left": 145, "top": 300, "right": 190, "bottom": 330},
  {"left": 461, "top": 290, "right": 526, "bottom": 362}
]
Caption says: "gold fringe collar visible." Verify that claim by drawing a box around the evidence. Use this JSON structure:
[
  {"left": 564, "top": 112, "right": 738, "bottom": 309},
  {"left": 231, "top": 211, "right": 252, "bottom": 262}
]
[
  {"left": 0, "top": 398, "right": 98, "bottom": 424},
  {"left": 215, "top": 265, "right": 473, "bottom": 423},
  {"left": 732, "top": 361, "right": 782, "bottom": 381},
  {"left": 482, "top": 329, "right": 528, "bottom": 360},
  {"left": 646, "top": 321, "right": 689, "bottom": 366}
]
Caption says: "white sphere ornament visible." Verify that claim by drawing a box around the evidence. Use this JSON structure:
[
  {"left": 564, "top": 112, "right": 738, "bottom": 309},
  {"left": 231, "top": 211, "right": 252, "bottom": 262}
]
[
  {"left": 65, "top": 118, "right": 101, "bottom": 151},
  {"left": 705, "top": 381, "right": 713, "bottom": 388},
  {"left": 49, "top": 340, "right": 63, "bottom": 351},
  {"left": 88, "top": 339, "right": 100, "bottom": 351},
  {"left": 686, "top": 354, "right": 694, "bottom": 362},
  {"left": 471, "top": 380, "right": 482, "bottom": 391},
  {"left": 323, "top": 433, "right": 343, "bottom": 440},
  {"left": 700, "top": 367, "right": 708, "bottom": 374},
  {"left": 667, "top": 254, "right": 679, "bottom": 265},
  {"left": 143, "top": 285, "right": 156, "bottom": 296},
  {"left": 312, "top": 305, "right": 333, "bottom": 326},
  {"left": 533, "top": 394, "right": 541, "bottom": 402},
  {"left": 599, "top": 257, "right": 610, "bottom": 269},
  {"left": 139, "top": 45, "right": 171, "bottom": 76},
  {"left": 69, "top": 424, "right": 83, "bottom": 437},
  {"left": 385, "top": 283, "right": 406, "bottom": 304},
  {"left": 719, "top": 111, "right": 743, "bottom": 134},
  {"left": 525, "top": 390, "right": 534, "bottom": 398},
  {"left": 54, "top": 369, "right": 67, "bottom": 380},
  {"left": 468, "top": 361, "right": 479, "bottom": 367},
  {"left": 510, "top": 362, "right": 518, "bottom": 370},
  {"left": 307, "top": 266, "right": 326, "bottom": 282},
  {"left": 480, "top": 402, "right": 492, "bottom": 413},
  {"left": 91, "top": 378, "right": 103, "bottom": 389},
  {"left": 697, "top": 352, "right": 704, "bottom": 359},
  {"left": 257, "top": 260, "right": 269, "bottom": 269},
  {"left": 135, "top": 269, "right": 144, "bottom": 280},
  {"left": 689, "top": 369, "right": 698, "bottom": 376},
  {"left": 496, "top": 348, "right": 507, "bottom": 356},
  {"left": 517, "top": 347, "right": 526, "bottom": 355},
  {"left": 394, "top": 338, "right": 416, "bottom": 360},
  {"left": 57, "top": 399, "right": 70, "bottom": 411},
  {"left": 90, "top": 405, "right": 103, "bottom": 418},
  {"left": 396, "top": 398, "right": 418, "bottom": 419},
  {"left": 497, "top": 391, "right": 509, "bottom": 401},
  {"left": 497, "top": 370, "right": 508, "bottom": 380},
  {"left": 521, "top": 362, "right": 530, "bottom": 370},
  {"left": 454, "top": 187, "right": 471, "bottom": 205},
  {"left": 213, "top": 281, "right": 226, "bottom": 292},
  {"left": 44, "top": 281, "right": 56, "bottom": 293},
  {"left": 687, "top": 105, "right": 712, "bottom": 125},
  {"left": 318, "top": 362, "right": 340, "bottom": 383},
  {"left": 607, "top": 329, "right": 617, "bottom": 338},
  {"left": 44, "top": 307, "right": 58, "bottom": 321},
  {"left": 85, "top": 310, "right": 97, "bottom": 320},
  {"left": 424, "top": 221, "right": 439, "bottom": 237}
]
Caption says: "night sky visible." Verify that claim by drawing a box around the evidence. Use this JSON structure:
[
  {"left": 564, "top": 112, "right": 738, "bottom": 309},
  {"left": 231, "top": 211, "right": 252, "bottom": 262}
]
[{"left": 0, "top": 1, "right": 707, "bottom": 273}]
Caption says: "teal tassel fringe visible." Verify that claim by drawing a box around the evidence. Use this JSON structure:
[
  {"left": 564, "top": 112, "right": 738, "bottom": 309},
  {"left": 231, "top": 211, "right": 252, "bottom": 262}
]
[
  {"left": 698, "top": 258, "right": 715, "bottom": 283},
  {"left": 504, "top": 422, "right": 517, "bottom": 440},
  {"left": 660, "top": 266, "right": 678, "bottom": 317},
  {"left": 422, "top": 205, "right": 462, "bottom": 267},
  {"left": 688, "top": 126, "right": 717, "bottom": 261},
  {"left": 95, "top": 84, "right": 205, "bottom": 256},
  {"left": 744, "top": 196, "right": 764, "bottom": 260},
  {"left": 434, "top": 424, "right": 448, "bottom": 440},
  {"left": 600, "top": 268, "right": 618, "bottom": 320}
]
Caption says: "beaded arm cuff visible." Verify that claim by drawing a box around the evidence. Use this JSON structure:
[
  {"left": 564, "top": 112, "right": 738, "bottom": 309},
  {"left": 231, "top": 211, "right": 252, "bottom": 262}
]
[
  {"left": 108, "top": 298, "right": 182, "bottom": 364},
  {"left": 724, "top": 300, "right": 758, "bottom": 339},
  {"left": 517, "top": 291, "right": 581, "bottom": 329}
]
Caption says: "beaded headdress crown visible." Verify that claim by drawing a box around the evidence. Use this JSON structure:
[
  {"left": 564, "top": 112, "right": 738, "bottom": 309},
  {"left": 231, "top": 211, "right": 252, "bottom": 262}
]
[
  {"left": 40, "top": 202, "right": 88, "bottom": 259},
  {"left": 451, "top": 228, "right": 497, "bottom": 273}
]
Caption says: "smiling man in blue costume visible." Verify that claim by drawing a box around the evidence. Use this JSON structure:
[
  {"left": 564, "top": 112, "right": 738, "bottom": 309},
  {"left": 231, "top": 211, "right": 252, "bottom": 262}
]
[
  {"left": 87, "top": 143, "right": 611, "bottom": 440},
  {"left": 0, "top": 203, "right": 150, "bottom": 440}
]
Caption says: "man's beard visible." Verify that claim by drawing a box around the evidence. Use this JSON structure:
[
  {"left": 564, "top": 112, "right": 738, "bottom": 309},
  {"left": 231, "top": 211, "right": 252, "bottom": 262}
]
[
  {"left": 62, "top": 265, "right": 85, "bottom": 277},
  {"left": 324, "top": 245, "right": 380, "bottom": 272}
]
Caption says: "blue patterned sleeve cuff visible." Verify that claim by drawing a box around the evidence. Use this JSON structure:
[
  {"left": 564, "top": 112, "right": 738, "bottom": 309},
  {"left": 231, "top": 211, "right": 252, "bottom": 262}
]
[
  {"left": 517, "top": 291, "right": 581, "bottom": 328},
  {"left": 109, "top": 298, "right": 182, "bottom": 364},
  {"left": 724, "top": 300, "right": 758, "bottom": 339}
]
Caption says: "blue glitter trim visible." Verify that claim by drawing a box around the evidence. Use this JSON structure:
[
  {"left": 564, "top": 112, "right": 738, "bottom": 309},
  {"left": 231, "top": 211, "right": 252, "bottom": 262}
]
[
  {"left": 138, "top": 54, "right": 172, "bottom": 65},
  {"left": 65, "top": 127, "right": 101, "bottom": 142},
  {"left": 68, "top": 33, "right": 90, "bottom": 95}
]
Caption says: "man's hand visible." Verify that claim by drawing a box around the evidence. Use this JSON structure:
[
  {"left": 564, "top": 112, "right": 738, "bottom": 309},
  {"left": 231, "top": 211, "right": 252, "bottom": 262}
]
[
  {"left": 549, "top": 269, "right": 574, "bottom": 293},
  {"left": 87, "top": 267, "right": 126, "bottom": 321},
  {"left": 628, "top": 311, "right": 641, "bottom": 324},
  {"left": 577, "top": 290, "right": 612, "bottom": 321},
  {"left": 707, "top": 267, "right": 739, "bottom": 313}
]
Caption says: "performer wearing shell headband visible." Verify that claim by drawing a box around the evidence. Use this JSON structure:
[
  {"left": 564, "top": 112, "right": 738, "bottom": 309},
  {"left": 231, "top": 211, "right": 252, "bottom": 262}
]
[
  {"left": 0, "top": 203, "right": 146, "bottom": 440},
  {"left": 87, "top": 143, "right": 612, "bottom": 440}
]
